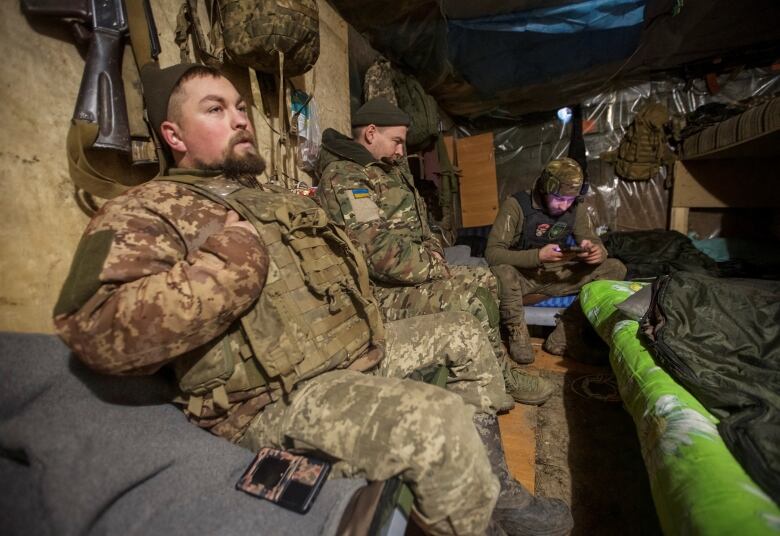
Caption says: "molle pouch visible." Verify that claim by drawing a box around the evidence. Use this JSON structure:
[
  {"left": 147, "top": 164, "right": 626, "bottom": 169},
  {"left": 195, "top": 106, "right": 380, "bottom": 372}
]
[{"left": 174, "top": 324, "right": 243, "bottom": 415}]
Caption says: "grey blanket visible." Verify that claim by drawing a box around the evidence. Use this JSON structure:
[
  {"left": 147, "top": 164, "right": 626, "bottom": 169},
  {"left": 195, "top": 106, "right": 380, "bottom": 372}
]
[{"left": 0, "top": 332, "right": 363, "bottom": 536}]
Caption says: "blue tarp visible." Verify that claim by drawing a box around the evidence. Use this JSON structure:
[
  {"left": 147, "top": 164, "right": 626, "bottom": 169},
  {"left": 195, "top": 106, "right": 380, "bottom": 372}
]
[{"left": 447, "top": 0, "right": 647, "bottom": 95}]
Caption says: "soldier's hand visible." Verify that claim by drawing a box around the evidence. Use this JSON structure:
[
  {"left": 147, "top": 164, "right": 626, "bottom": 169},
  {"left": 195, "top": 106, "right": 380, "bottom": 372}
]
[
  {"left": 430, "top": 250, "right": 452, "bottom": 278},
  {"left": 224, "top": 210, "right": 259, "bottom": 237},
  {"left": 578, "top": 240, "right": 605, "bottom": 264},
  {"left": 538, "top": 243, "right": 566, "bottom": 263}
]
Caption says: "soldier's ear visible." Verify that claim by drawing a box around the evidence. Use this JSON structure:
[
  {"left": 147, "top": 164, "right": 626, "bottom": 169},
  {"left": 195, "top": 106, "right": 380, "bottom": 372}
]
[
  {"left": 160, "top": 121, "right": 187, "bottom": 153},
  {"left": 363, "top": 124, "right": 377, "bottom": 144}
]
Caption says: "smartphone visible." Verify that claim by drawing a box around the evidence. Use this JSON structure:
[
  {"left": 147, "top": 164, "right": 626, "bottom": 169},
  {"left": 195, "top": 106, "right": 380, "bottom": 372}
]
[
  {"left": 559, "top": 245, "right": 586, "bottom": 253},
  {"left": 236, "top": 447, "right": 331, "bottom": 514}
]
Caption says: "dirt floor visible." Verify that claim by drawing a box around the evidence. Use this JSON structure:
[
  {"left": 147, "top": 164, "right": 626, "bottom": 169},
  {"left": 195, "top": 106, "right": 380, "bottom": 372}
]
[{"left": 501, "top": 338, "right": 663, "bottom": 535}]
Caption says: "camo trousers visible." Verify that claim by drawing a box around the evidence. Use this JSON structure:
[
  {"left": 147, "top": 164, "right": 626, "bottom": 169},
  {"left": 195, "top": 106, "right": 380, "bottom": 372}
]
[
  {"left": 491, "top": 258, "right": 627, "bottom": 324},
  {"left": 373, "top": 265, "right": 506, "bottom": 360},
  {"left": 238, "top": 312, "right": 510, "bottom": 535}
]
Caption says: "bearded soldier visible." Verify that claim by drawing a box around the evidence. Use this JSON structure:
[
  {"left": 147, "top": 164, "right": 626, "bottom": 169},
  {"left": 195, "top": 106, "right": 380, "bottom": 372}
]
[
  {"left": 53, "top": 64, "right": 572, "bottom": 536},
  {"left": 486, "top": 158, "right": 627, "bottom": 363},
  {"left": 317, "top": 98, "right": 554, "bottom": 406}
]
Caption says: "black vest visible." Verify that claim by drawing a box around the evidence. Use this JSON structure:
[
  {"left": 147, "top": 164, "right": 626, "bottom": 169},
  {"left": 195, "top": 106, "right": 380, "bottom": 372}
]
[{"left": 512, "top": 191, "right": 576, "bottom": 250}]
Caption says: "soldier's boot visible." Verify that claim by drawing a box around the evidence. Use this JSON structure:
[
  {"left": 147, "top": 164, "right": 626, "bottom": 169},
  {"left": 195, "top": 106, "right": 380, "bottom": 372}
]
[
  {"left": 474, "top": 413, "right": 573, "bottom": 536},
  {"left": 543, "top": 299, "right": 608, "bottom": 365},
  {"left": 542, "top": 298, "right": 585, "bottom": 356},
  {"left": 505, "top": 321, "right": 535, "bottom": 364},
  {"left": 500, "top": 354, "right": 554, "bottom": 406}
]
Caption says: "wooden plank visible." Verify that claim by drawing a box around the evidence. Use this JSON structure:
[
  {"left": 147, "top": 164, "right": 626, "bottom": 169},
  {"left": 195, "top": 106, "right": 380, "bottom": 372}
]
[
  {"left": 456, "top": 132, "right": 499, "bottom": 227},
  {"left": 669, "top": 207, "right": 689, "bottom": 234},
  {"left": 498, "top": 398, "right": 537, "bottom": 493},
  {"left": 672, "top": 159, "right": 780, "bottom": 208}
]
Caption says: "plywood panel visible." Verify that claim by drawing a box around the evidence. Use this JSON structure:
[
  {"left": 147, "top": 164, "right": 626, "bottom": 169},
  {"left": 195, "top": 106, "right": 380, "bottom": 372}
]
[
  {"left": 672, "top": 159, "right": 780, "bottom": 208},
  {"left": 456, "top": 133, "right": 499, "bottom": 227}
]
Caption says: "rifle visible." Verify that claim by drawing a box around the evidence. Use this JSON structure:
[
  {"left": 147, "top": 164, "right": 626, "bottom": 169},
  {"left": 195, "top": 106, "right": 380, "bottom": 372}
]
[{"left": 21, "top": 0, "right": 132, "bottom": 153}]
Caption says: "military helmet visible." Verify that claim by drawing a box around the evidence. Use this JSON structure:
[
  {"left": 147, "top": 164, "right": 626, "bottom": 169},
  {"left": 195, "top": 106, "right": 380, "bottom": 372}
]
[{"left": 536, "top": 157, "right": 584, "bottom": 197}]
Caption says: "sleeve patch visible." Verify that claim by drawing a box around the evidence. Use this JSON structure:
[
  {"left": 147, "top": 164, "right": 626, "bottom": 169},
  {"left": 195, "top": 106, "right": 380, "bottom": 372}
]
[{"left": 347, "top": 190, "right": 381, "bottom": 223}]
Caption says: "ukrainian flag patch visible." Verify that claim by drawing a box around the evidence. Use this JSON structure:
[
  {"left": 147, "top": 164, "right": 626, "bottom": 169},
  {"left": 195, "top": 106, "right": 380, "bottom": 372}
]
[{"left": 350, "top": 188, "right": 370, "bottom": 199}]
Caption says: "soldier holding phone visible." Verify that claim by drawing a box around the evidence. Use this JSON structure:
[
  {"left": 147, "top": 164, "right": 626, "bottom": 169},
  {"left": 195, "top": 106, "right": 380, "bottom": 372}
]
[{"left": 486, "top": 158, "right": 626, "bottom": 363}]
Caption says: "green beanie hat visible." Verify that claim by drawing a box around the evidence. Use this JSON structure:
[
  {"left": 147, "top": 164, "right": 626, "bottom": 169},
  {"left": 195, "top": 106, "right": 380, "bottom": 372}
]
[
  {"left": 140, "top": 63, "right": 204, "bottom": 138},
  {"left": 352, "top": 97, "right": 410, "bottom": 127}
]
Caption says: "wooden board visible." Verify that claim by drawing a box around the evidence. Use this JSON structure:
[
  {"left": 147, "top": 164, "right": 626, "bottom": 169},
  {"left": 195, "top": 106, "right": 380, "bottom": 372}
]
[
  {"left": 499, "top": 391, "right": 537, "bottom": 493},
  {"left": 456, "top": 133, "right": 499, "bottom": 227},
  {"left": 672, "top": 159, "right": 780, "bottom": 208}
]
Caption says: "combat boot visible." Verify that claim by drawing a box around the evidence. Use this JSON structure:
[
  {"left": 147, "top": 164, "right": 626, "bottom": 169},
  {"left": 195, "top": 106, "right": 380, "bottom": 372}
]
[
  {"left": 505, "top": 321, "right": 535, "bottom": 364},
  {"left": 543, "top": 299, "right": 608, "bottom": 364},
  {"left": 542, "top": 298, "right": 586, "bottom": 356},
  {"left": 474, "top": 413, "right": 573, "bottom": 536},
  {"left": 500, "top": 355, "right": 554, "bottom": 406}
]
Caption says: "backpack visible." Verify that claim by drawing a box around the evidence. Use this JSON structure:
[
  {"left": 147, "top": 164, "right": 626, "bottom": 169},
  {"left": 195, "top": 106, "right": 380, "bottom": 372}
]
[
  {"left": 176, "top": 0, "right": 320, "bottom": 77},
  {"left": 604, "top": 99, "right": 675, "bottom": 181},
  {"left": 363, "top": 58, "right": 397, "bottom": 105},
  {"left": 220, "top": 0, "right": 320, "bottom": 76},
  {"left": 393, "top": 71, "right": 439, "bottom": 151}
]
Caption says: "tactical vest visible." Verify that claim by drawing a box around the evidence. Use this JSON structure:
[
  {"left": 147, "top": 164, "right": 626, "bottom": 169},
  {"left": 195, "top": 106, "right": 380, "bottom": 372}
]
[
  {"left": 161, "top": 174, "right": 385, "bottom": 419},
  {"left": 512, "top": 192, "right": 576, "bottom": 250}
]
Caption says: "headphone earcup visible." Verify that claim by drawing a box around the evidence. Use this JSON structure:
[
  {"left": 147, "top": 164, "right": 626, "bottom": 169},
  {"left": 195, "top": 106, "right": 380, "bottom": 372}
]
[{"left": 544, "top": 174, "right": 560, "bottom": 195}]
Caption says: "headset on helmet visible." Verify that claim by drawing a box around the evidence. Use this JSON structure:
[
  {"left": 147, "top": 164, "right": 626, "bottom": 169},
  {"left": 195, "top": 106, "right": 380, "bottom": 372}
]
[{"left": 536, "top": 157, "right": 589, "bottom": 199}]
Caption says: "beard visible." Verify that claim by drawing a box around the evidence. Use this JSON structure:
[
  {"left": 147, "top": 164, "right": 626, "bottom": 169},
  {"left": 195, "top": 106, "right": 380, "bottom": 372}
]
[{"left": 195, "top": 131, "right": 266, "bottom": 188}]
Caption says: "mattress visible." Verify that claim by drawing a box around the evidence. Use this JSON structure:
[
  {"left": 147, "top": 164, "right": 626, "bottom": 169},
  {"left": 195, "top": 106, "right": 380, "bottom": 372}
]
[
  {"left": 680, "top": 95, "right": 780, "bottom": 160},
  {"left": 579, "top": 280, "right": 780, "bottom": 535}
]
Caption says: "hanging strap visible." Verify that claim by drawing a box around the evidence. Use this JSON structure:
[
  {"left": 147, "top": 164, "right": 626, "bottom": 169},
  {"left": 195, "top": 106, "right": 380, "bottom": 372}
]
[{"left": 66, "top": 120, "right": 131, "bottom": 199}]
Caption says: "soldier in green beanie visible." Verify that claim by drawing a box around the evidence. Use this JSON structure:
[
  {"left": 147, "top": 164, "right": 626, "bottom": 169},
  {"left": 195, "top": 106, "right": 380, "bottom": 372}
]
[
  {"left": 317, "top": 98, "right": 556, "bottom": 406},
  {"left": 486, "top": 158, "right": 627, "bottom": 363}
]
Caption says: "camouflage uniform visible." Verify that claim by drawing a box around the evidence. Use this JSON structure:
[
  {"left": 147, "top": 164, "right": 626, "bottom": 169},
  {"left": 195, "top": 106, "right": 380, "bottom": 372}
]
[
  {"left": 317, "top": 129, "right": 504, "bottom": 359},
  {"left": 486, "top": 158, "right": 626, "bottom": 363},
  {"left": 54, "top": 175, "right": 510, "bottom": 535},
  {"left": 485, "top": 190, "right": 626, "bottom": 326}
]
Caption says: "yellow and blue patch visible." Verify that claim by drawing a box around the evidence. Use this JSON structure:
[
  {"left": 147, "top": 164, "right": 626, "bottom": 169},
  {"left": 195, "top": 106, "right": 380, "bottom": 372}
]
[{"left": 350, "top": 188, "right": 370, "bottom": 199}]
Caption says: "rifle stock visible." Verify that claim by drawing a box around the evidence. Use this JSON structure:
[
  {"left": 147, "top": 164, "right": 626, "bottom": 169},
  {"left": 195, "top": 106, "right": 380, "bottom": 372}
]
[{"left": 22, "top": 0, "right": 131, "bottom": 153}]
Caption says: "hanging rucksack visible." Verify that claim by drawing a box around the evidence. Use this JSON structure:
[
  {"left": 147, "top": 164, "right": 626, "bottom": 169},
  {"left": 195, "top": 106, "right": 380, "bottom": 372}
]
[
  {"left": 220, "top": 0, "right": 320, "bottom": 76},
  {"left": 393, "top": 71, "right": 439, "bottom": 151},
  {"left": 603, "top": 99, "right": 675, "bottom": 181},
  {"left": 363, "top": 58, "right": 398, "bottom": 105},
  {"left": 176, "top": 0, "right": 319, "bottom": 77}
]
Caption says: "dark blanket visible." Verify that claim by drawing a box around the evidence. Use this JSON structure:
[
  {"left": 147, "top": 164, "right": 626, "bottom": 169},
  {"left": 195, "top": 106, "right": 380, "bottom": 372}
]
[
  {"left": 603, "top": 230, "right": 718, "bottom": 279},
  {"left": 642, "top": 273, "right": 780, "bottom": 503},
  {"left": 0, "top": 332, "right": 363, "bottom": 536}
]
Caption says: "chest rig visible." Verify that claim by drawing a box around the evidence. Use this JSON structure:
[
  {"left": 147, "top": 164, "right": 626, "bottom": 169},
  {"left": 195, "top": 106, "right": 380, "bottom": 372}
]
[
  {"left": 162, "top": 175, "right": 385, "bottom": 420},
  {"left": 512, "top": 191, "right": 577, "bottom": 250}
]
